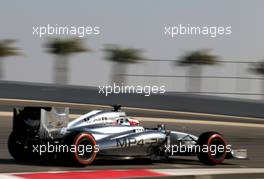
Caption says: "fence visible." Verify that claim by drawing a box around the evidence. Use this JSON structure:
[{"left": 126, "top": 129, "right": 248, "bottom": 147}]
[{"left": 120, "top": 59, "right": 263, "bottom": 100}]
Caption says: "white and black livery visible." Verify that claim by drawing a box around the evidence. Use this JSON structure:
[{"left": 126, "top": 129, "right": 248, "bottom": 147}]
[{"left": 8, "top": 105, "right": 247, "bottom": 166}]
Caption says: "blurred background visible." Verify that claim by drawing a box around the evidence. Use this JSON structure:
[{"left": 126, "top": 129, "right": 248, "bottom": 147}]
[{"left": 0, "top": 0, "right": 263, "bottom": 100}]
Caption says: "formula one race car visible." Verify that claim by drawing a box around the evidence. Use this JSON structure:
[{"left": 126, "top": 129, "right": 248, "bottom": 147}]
[{"left": 8, "top": 105, "right": 247, "bottom": 166}]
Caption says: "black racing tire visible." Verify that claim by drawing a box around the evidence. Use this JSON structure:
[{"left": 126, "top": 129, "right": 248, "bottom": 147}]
[
  {"left": 197, "top": 131, "right": 227, "bottom": 165},
  {"left": 8, "top": 132, "right": 34, "bottom": 162},
  {"left": 63, "top": 132, "right": 97, "bottom": 166}
]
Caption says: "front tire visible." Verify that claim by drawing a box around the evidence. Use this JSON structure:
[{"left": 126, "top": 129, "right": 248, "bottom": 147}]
[{"left": 197, "top": 131, "right": 227, "bottom": 165}]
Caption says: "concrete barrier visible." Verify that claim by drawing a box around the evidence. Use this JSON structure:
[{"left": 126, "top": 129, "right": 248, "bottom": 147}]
[{"left": 0, "top": 81, "right": 263, "bottom": 118}]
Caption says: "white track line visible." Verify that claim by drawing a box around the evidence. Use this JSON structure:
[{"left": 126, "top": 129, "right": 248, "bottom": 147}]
[
  {"left": 0, "top": 98, "right": 263, "bottom": 122},
  {"left": 1, "top": 112, "right": 264, "bottom": 128},
  {"left": 151, "top": 168, "right": 264, "bottom": 176},
  {"left": 137, "top": 117, "right": 264, "bottom": 128},
  {"left": 0, "top": 175, "right": 21, "bottom": 179},
  {"left": 0, "top": 112, "right": 13, "bottom": 117}
]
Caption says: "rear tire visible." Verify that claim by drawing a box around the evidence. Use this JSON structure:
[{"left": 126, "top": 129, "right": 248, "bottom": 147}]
[
  {"left": 197, "top": 131, "right": 227, "bottom": 165},
  {"left": 63, "top": 132, "right": 97, "bottom": 166},
  {"left": 8, "top": 132, "right": 33, "bottom": 162}
]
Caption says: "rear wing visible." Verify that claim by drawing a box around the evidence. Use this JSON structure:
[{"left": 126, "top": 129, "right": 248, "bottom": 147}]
[
  {"left": 12, "top": 107, "right": 69, "bottom": 139},
  {"left": 39, "top": 107, "right": 69, "bottom": 139}
]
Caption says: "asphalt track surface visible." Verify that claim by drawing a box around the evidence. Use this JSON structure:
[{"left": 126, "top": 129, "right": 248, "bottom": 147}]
[{"left": 0, "top": 107, "right": 264, "bottom": 173}]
